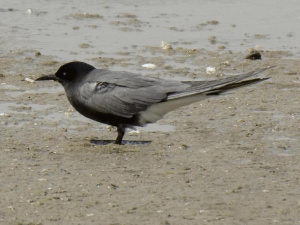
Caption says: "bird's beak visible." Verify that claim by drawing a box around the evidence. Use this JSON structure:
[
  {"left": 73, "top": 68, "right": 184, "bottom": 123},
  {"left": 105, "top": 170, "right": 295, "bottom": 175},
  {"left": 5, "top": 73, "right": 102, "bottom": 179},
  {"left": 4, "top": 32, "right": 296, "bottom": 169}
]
[{"left": 35, "top": 74, "right": 59, "bottom": 81}]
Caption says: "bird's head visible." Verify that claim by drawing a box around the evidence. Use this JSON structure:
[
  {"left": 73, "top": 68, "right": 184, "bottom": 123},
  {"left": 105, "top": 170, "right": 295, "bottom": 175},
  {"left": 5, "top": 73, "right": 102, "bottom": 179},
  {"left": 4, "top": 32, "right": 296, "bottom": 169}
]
[{"left": 36, "top": 61, "right": 95, "bottom": 83}]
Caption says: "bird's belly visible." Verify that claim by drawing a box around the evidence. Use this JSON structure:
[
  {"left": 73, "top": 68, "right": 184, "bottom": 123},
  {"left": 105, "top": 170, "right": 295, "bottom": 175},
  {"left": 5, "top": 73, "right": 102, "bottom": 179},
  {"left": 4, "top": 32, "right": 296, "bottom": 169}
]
[{"left": 70, "top": 99, "right": 138, "bottom": 127}]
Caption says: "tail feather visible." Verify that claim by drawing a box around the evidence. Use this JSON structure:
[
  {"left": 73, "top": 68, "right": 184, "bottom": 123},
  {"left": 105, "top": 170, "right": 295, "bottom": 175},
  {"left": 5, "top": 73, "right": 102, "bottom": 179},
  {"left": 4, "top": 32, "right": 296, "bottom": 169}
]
[
  {"left": 205, "top": 77, "right": 269, "bottom": 95},
  {"left": 167, "top": 67, "right": 272, "bottom": 100}
]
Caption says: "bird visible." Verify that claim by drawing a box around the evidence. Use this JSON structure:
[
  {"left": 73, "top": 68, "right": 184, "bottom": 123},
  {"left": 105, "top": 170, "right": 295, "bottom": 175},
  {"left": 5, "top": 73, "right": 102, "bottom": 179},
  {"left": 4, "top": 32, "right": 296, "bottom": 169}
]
[{"left": 36, "top": 61, "right": 271, "bottom": 144}]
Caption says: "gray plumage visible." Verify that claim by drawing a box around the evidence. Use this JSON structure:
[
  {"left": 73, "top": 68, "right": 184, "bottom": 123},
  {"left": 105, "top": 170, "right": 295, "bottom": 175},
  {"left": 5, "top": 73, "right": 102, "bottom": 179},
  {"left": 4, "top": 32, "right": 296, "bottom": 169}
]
[{"left": 36, "top": 61, "right": 271, "bottom": 144}]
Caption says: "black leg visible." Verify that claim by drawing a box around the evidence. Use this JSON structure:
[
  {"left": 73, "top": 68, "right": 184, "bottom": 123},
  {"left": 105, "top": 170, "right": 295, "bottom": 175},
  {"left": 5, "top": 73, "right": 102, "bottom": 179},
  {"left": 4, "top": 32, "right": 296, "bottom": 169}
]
[{"left": 115, "top": 126, "right": 125, "bottom": 145}]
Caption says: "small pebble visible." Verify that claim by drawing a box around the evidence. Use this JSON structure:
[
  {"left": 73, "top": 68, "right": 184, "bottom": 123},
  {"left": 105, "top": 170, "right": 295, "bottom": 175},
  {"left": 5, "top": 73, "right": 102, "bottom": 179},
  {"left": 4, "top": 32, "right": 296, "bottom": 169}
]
[
  {"left": 0, "top": 113, "right": 10, "bottom": 117},
  {"left": 161, "top": 41, "right": 172, "bottom": 50},
  {"left": 105, "top": 125, "right": 113, "bottom": 131},
  {"left": 129, "top": 130, "right": 140, "bottom": 135},
  {"left": 245, "top": 50, "right": 262, "bottom": 60},
  {"left": 26, "top": 8, "right": 32, "bottom": 15},
  {"left": 206, "top": 66, "right": 216, "bottom": 74},
  {"left": 218, "top": 45, "right": 226, "bottom": 50},
  {"left": 221, "top": 61, "right": 231, "bottom": 66},
  {"left": 209, "top": 36, "right": 217, "bottom": 44}
]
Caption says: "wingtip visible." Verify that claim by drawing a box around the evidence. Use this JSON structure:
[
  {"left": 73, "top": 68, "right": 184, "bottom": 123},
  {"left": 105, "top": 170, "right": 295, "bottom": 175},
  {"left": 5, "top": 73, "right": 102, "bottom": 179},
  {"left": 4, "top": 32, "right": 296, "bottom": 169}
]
[
  {"left": 265, "top": 65, "right": 276, "bottom": 71},
  {"left": 257, "top": 65, "right": 275, "bottom": 72},
  {"left": 251, "top": 66, "right": 275, "bottom": 77}
]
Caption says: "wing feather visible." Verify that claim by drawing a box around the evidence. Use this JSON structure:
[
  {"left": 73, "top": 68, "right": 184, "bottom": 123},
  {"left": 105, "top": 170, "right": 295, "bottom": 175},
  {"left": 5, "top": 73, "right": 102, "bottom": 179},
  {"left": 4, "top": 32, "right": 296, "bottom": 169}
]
[{"left": 79, "top": 71, "right": 188, "bottom": 118}]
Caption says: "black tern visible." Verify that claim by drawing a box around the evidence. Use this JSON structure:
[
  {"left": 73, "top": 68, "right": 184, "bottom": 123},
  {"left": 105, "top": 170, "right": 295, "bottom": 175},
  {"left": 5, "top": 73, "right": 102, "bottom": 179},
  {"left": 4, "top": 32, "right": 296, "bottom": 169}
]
[{"left": 36, "top": 61, "right": 271, "bottom": 144}]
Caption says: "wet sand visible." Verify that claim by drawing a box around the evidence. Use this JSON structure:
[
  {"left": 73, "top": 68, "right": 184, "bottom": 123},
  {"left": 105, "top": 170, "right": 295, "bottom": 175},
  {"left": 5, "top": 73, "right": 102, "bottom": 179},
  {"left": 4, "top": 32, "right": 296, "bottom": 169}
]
[
  {"left": 1, "top": 1, "right": 300, "bottom": 224},
  {"left": 1, "top": 47, "right": 299, "bottom": 225}
]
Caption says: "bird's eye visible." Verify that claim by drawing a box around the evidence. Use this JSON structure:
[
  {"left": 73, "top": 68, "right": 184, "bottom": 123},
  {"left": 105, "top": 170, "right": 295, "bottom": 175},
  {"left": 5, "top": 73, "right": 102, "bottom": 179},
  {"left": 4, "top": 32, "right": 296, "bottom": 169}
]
[{"left": 63, "top": 72, "right": 67, "bottom": 76}]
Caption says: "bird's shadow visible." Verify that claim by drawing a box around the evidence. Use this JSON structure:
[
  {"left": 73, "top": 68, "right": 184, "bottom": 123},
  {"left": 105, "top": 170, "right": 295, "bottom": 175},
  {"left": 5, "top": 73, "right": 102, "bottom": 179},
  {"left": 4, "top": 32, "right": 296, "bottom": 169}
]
[{"left": 90, "top": 139, "right": 151, "bottom": 146}]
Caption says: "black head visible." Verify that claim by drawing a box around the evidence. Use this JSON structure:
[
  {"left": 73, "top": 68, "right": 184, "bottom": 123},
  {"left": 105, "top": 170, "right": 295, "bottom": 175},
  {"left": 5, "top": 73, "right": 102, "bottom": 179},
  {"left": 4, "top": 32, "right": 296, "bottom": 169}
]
[
  {"left": 36, "top": 61, "right": 95, "bottom": 83},
  {"left": 55, "top": 61, "right": 95, "bottom": 81}
]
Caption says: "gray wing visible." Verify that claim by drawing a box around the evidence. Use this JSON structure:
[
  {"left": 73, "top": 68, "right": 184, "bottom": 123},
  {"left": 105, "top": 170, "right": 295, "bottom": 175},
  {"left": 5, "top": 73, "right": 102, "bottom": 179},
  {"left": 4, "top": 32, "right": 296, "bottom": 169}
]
[{"left": 79, "top": 70, "right": 189, "bottom": 118}]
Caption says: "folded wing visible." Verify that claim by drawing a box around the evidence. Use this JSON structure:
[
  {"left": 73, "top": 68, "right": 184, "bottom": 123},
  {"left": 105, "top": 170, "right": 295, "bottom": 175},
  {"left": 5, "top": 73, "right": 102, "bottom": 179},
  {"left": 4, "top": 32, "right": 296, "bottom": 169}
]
[{"left": 79, "top": 68, "right": 271, "bottom": 125}]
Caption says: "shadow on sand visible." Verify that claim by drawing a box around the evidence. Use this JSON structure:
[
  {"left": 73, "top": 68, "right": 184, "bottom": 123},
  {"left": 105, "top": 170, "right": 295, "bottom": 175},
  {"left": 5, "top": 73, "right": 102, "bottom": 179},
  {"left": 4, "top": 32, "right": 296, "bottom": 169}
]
[{"left": 90, "top": 139, "right": 151, "bottom": 146}]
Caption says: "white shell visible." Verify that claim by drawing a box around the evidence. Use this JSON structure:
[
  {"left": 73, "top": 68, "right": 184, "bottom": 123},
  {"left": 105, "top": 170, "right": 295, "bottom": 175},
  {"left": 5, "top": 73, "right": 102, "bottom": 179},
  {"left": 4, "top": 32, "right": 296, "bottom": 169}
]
[
  {"left": 142, "top": 63, "right": 157, "bottom": 69},
  {"left": 25, "top": 78, "right": 35, "bottom": 83}
]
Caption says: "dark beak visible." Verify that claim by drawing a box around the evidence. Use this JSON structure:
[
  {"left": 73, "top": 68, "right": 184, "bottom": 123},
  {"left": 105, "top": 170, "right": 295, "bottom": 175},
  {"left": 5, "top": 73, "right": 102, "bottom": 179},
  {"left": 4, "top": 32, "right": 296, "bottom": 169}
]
[{"left": 35, "top": 74, "right": 59, "bottom": 81}]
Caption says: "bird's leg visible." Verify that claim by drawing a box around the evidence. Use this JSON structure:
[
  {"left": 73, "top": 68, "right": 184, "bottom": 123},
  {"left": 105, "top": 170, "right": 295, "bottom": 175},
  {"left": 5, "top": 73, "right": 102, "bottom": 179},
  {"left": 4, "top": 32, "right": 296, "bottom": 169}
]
[{"left": 115, "top": 126, "right": 125, "bottom": 145}]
